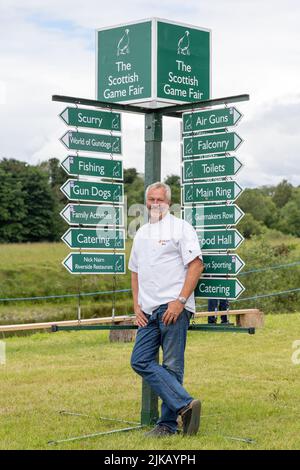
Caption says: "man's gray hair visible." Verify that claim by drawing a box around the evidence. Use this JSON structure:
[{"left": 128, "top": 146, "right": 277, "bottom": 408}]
[{"left": 145, "top": 182, "right": 172, "bottom": 203}]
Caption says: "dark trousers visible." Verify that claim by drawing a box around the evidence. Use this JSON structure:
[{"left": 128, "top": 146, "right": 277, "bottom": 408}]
[{"left": 208, "top": 299, "right": 229, "bottom": 324}]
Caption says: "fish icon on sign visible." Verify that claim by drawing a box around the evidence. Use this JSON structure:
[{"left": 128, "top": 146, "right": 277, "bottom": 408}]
[
  {"left": 117, "top": 29, "right": 130, "bottom": 56},
  {"left": 177, "top": 30, "right": 190, "bottom": 55}
]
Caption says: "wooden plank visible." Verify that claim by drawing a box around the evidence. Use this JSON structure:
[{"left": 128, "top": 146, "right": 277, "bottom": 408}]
[
  {"left": 0, "top": 315, "right": 133, "bottom": 332},
  {"left": 0, "top": 309, "right": 262, "bottom": 333},
  {"left": 194, "top": 309, "right": 261, "bottom": 317}
]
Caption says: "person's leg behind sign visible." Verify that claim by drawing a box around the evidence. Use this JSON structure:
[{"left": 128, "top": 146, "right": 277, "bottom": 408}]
[
  {"left": 208, "top": 298, "right": 218, "bottom": 324},
  {"left": 220, "top": 299, "right": 229, "bottom": 324}
]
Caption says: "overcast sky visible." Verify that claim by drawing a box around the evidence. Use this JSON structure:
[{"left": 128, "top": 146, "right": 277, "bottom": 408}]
[{"left": 0, "top": 0, "right": 299, "bottom": 187}]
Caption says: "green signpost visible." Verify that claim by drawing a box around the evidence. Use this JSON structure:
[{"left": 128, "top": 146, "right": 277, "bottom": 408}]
[
  {"left": 60, "top": 107, "right": 121, "bottom": 131},
  {"left": 196, "top": 228, "right": 244, "bottom": 250},
  {"left": 60, "top": 179, "right": 124, "bottom": 203},
  {"left": 52, "top": 13, "right": 251, "bottom": 441},
  {"left": 60, "top": 131, "right": 122, "bottom": 154},
  {"left": 62, "top": 252, "right": 126, "bottom": 274},
  {"left": 195, "top": 277, "right": 245, "bottom": 300},
  {"left": 183, "top": 155, "right": 242, "bottom": 181},
  {"left": 183, "top": 204, "right": 244, "bottom": 227},
  {"left": 60, "top": 204, "right": 124, "bottom": 227},
  {"left": 183, "top": 131, "right": 242, "bottom": 157},
  {"left": 61, "top": 228, "right": 125, "bottom": 250},
  {"left": 96, "top": 19, "right": 211, "bottom": 106},
  {"left": 183, "top": 106, "right": 242, "bottom": 133},
  {"left": 183, "top": 180, "right": 243, "bottom": 204},
  {"left": 156, "top": 20, "right": 210, "bottom": 103},
  {"left": 202, "top": 253, "right": 245, "bottom": 275},
  {"left": 60, "top": 155, "right": 123, "bottom": 179}
]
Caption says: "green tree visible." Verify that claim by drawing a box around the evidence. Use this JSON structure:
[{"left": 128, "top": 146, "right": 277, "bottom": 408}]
[
  {"left": 238, "top": 213, "right": 265, "bottom": 239},
  {"left": 272, "top": 179, "right": 293, "bottom": 208},
  {"left": 124, "top": 167, "right": 138, "bottom": 185},
  {"left": 277, "top": 189, "right": 300, "bottom": 236},
  {"left": 164, "top": 174, "right": 180, "bottom": 205},
  {"left": 238, "top": 188, "right": 279, "bottom": 228},
  {"left": 21, "top": 166, "right": 57, "bottom": 241},
  {"left": 0, "top": 168, "right": 26, "bottom": 242}
]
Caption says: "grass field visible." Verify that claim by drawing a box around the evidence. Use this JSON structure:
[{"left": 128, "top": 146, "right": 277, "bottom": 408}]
[{"left": 0, "top": 313, "right": 299, "bottom": 450}]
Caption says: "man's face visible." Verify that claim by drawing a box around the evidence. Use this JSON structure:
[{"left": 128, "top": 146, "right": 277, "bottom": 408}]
[{"left": 146, "top": 187, "right": 170, "bottom": 220}]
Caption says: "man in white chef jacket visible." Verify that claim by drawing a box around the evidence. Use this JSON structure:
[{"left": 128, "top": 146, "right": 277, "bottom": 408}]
[{"left": 129, "top": 182, "right": 204, "bottom": 437}]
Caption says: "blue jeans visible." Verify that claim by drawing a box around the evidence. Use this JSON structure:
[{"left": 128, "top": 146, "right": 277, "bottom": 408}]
[
  {"left": 130, "top": 304, "right": 193, "bottom": 433},
  {"left": 208, "top": 299, "right": 229, "bottom": 323}
]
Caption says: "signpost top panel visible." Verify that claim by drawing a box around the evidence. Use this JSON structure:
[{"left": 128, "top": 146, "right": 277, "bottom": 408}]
[
  {"left": 156, "top": 19, "right": 211, "bottom": 104},
  {"left": 96, "top": 20, "right": 152, "bottom": 105},
  {"left": 96, "top": 18, "right": 211, "bottom": 108}
]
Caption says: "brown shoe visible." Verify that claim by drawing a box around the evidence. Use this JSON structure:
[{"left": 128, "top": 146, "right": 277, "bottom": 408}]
[{"left": 180, "top": 399, "right": 201, "bottom": 435}]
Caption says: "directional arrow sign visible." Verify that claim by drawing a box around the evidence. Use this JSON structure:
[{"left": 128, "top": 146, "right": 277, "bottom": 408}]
[
  {"left": 183, "top": 181, "right": 243, "bottom": 204},
  {"left": 60, "top": 204, "right": 124, "bottom": 227},
  {"left": 60, "top": 131, "right": 122, "bottom": 155},
  {"left": 183, "top": 204, "right": 244, "bottom": 227},
  {"left": 62, "top": 252, "right": 126, "bottom": 274},
  {"left": 202, "top": 254, "right": 245, "bottom": 276},
  {"left": 60, "top": 179, "right": 124, "bottom": 203},
  {"left": 196, "top": 228, "right": 244, "bottom": 251},
  {"left": 61, "top": 228, "right": 125, "bottom": 250},
  {"left": 61, "top": 156, "right": 123, "bottom": 180},
  {"left": 183, "top": 132, "right": 242, "bottom": 158},
  {"left": 183, "top": 156, "right": 243, "bottom": 182},
  {"left": 60, "top": 107, "right": 121, "bottom": 132},
  {"left": 183, "top": 107, "right": 242, "bottom": 134},
  {"left": 194, "top": 277, "right": 245, "bottom": 300}
]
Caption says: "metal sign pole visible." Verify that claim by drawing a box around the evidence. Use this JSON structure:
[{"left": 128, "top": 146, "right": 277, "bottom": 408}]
[{"left": 141, "top": 111, "right": 163, "bottom": 425}]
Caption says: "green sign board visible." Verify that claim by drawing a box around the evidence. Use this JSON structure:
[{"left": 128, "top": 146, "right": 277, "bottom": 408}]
[
  {"left": 183, "top": 181, "right": 243, "bottom": 204},
  {"left": 96, "top": 19, "right": 211, "bottom": 106},
  {"left": 183, "top": 204, "right": 244, "bottom": 227},
  {"left": 195, "top": 277, "right": 245, "bottom": 300},
  {"left": 183, "top": 132, "right": 242, "bottom": 158},
  {"left": 60, "top": 107, "right": 121, "bottom": 131},
  {"left": 196, "top": 228, "right": 244, "bottom": 251},
  {"left": 183, "top": 156, "right": 242, "bottom": 181},
  {"left": 96, "top": 20, "right": 152, "bottom": 104},
  {"left": 63, "top": 252, "right": 126, "bottom": 275},
  {"left": 62, "top": 228, "right": 125, "bottom": 250},
  {"left": 60, "top": 179, "right": 124, "bottom": 203},
  {"left": 182, "top": 107, "right": 242, "bottom": 134},
  {"left": 60, "top": 131, "right": 121, "bottom": 155},
  {"left": 156, "top": 20, "right": 210, "bottom": 103},
  {"left": 202, "top": 254, "right": 245, "bottom": 276},
  {"left": 61, "top": 155, "right": 123, "bottom": 180},
  {"left": 60, "top": 204, "right": 124, "bottom": 227}
]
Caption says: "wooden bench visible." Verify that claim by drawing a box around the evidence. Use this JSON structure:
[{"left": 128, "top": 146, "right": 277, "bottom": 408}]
[
  {"left": 0, "top": 309, "right": 263, "bottom": 339},
  {"left": 194, "top": 308, "right": 264, "bottom": 328},
  {"left": 109, "top": 308, "right": 263, "bottom": 342}
]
